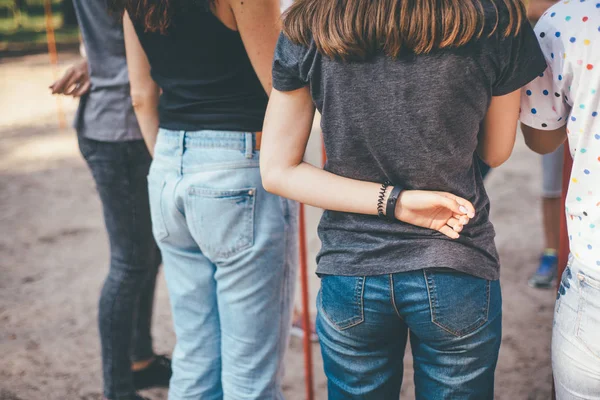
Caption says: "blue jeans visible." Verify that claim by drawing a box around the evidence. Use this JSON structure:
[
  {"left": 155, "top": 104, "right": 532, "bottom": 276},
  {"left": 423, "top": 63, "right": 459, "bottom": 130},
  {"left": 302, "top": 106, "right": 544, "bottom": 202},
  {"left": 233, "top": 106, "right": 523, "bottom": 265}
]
[
  {"left": 148, "top": 129, "right": 298, "bottom": 400},
  {"left": 317, "top": 269, "right": 502, "bottom": 399},
  {"left": 78, "top": 136, "right": 161, "bottom": 400},
  {"left": 553, "top": 256, "right": 600, "bottom": 399}
]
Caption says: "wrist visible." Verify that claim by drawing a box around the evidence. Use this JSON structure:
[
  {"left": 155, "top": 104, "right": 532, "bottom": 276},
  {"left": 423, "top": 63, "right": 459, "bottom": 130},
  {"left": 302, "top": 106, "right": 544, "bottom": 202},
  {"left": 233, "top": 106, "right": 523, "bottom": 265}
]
[
  {"left": 379, "top": 185, "right": 404, "bottom": 220},
  {"left": 382, "top": 186, "right": 393, "bottom": 214},
  {"left": 386, "top": 186, "right": 403, "bottom": 220},
  {"left": 394, "top": 190, "right": 408, "bottom": 220},
  {"left": 377, "top": 181, "right": 392, "bottom": 218}
]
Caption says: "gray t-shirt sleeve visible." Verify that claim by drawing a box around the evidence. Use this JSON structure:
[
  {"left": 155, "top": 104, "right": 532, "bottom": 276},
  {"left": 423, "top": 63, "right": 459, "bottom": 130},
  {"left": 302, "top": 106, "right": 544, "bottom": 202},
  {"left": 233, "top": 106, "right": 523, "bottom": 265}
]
[
  {"left": 491, "top": 19, "right": 548, "bottom": 96},
  {"left": 272, "top": 32, "right": 309, "bottom": 91}
]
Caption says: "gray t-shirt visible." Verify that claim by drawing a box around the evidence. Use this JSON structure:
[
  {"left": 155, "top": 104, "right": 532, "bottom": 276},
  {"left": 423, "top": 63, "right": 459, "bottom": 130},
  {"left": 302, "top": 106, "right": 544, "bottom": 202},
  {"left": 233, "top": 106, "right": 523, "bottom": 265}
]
[
  {"left": 73, "top": 0, "right": 141, "bottom": 141},
  {"left": 272, "top": 4, "right": 546, "bottom": 280}
]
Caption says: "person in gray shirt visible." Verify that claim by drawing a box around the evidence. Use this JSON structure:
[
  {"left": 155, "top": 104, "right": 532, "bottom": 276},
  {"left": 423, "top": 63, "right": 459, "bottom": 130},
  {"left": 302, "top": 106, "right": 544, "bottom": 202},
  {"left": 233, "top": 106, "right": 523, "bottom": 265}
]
[
  {"left": 50, "top": 1, "right": 170, "bottom": 399},
  {"left": 261, "top": 0, "right": 546, "bottom": 398}
]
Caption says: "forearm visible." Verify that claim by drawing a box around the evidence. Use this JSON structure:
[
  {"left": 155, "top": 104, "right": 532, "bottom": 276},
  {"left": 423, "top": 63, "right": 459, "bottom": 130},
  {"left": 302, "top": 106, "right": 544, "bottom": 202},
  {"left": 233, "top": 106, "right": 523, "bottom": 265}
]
[
  {"left": 477, "top": 90, "right": 521, "bottom": 167},
  {"left": 262, "top": 158, "right": 475, "bottom": 239},
  {"left": 263, "top": 162, "right": 385, "bottom": 216},
  {"left": 132, "top": 100, "right": 160, "bottom": 155},
  {"left": 476, "top": 130, "right": 516, "bottom": 168},
  {"left": 521, "top": 123, "right": 567, "bottom": 154}
]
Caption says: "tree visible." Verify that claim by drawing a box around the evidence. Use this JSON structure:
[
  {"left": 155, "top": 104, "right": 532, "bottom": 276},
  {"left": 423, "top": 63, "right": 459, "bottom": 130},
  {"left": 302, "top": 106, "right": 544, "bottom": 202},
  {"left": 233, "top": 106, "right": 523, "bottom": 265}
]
[
  {"left": 14, "top": 0, "right": 27, "bottom": 11},
  {"left": 12, "top": 0, "right": 28, "bottom": 27}
]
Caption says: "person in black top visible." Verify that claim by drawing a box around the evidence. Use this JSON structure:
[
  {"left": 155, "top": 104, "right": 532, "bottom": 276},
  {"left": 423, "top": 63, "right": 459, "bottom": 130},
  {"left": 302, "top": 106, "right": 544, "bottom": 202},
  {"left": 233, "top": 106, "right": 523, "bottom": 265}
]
[
  {"left": 261, "top": 0, "right": 546, "bottom": 398},
  {"left": 110, "top": 0, "right": 297, "bottom": 399}
]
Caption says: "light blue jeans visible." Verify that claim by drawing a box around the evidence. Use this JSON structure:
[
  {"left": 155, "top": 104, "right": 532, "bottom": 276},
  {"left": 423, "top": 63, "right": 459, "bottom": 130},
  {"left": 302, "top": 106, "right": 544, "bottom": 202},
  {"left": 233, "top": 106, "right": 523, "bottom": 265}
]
[
  {"left": 148, "top": 129, "right": 299, "bottom": 400},
  {"left": 553, "top": 256, "right": 600, "bottom": 399}
]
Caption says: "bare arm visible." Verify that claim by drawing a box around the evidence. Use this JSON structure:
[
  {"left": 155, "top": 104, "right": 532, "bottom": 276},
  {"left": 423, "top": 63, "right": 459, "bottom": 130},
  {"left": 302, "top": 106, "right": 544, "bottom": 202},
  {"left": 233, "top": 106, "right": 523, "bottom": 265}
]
[
  {"left": 229, "top": 0, "right": 281, "bottom": 94},
  {"left": 527, "top": 0, "right": 558, "bottom": 22},
  {"left": 477, "top": 89, "right": 521, "bottom": 168},
  {"left": 260, "top": 87, "right": 476, "bottom": 239},
  {"left": 521, "top": 123, "right": 567, "bottom": 154},
  {"left": 123, "top": 11, "right": 160, "bottom": 156}
]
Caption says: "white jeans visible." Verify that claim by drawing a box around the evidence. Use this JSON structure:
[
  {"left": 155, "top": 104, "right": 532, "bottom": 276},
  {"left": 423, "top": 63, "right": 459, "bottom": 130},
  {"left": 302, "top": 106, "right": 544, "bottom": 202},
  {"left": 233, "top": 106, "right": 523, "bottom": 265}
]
[{"left": 553, "top": 256, "right": 600, "bottom": 399}]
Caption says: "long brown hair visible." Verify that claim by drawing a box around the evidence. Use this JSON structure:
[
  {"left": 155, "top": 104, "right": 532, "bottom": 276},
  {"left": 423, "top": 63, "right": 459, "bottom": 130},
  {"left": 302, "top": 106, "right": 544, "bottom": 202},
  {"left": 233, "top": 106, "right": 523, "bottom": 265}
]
[
  {"left": 283, "top": 0, "right": 526, "bottom": 59},
  {"left": 109, "top": 0, "right": 211, "bottom": 34}
]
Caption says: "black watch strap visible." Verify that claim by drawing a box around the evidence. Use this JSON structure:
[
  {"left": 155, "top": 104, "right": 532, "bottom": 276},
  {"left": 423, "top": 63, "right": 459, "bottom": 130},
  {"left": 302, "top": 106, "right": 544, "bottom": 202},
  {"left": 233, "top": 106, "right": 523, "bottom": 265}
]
[{"left": 386, "top": 186, "right": 403, "bottom": 220}]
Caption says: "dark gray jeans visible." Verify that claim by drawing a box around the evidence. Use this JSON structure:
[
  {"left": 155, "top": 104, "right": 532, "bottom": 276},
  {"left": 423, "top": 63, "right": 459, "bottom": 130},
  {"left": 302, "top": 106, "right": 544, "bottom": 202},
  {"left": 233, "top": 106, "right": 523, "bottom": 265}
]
[{"left": 78, "top": 136, "right": 161, "bottom": 400}]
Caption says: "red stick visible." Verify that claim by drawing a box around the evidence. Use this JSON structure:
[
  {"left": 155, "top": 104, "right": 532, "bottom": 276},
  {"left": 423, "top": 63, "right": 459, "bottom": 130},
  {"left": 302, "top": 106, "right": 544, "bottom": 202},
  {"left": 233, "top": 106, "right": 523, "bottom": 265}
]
[
  {"left": 298, "top": 203, "right": 315, "bottom": 400},
  {"left": 321, "top": 136, "right": 327, "bottom": 168}
]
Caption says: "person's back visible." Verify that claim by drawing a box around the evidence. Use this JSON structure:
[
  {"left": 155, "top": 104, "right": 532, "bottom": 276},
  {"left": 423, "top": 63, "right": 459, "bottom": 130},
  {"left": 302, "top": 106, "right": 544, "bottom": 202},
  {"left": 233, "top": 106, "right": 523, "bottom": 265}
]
[
  {"left": 519, "top": 2, "right": 599, "bottom": 398},
  {"left": 129, "top": 2, "right": 268, "bottom": 132},
  {"left": 118, "top": 0, "right": 298, "bottom": 398},
  {"left": 261, "top": 0, "right": 546, "bottom": 398},
  {"left": 272, "top": 1, "right": 545, "bottom": 281}
]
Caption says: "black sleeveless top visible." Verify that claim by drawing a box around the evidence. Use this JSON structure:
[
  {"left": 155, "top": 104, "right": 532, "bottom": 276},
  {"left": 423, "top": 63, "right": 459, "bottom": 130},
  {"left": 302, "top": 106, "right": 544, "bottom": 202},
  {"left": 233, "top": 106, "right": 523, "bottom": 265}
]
[{"left": 131, "top": 3, "right": 268, "bottom": 132}]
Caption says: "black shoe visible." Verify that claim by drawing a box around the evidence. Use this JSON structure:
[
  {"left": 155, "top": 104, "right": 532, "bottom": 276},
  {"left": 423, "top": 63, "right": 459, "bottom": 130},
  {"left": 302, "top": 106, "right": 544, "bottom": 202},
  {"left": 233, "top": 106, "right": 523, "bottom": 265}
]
[{"left": 132, "top": 355, "right": 172, "bottom": 390}]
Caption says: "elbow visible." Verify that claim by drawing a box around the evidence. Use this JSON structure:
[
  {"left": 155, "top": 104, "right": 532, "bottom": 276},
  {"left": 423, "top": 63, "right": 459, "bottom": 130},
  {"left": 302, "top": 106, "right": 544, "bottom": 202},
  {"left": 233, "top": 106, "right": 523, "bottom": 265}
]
[
  {"left": 260, "top": 171, "right": 277, "bottom": 194},
  {"left": 259, "top": 163, "right": 283, "bottom": 195},
  {"left": 481, "top": 151, "right": 512, "bottom": 169},
  {"left": 130, "top": 88, "right": 157, "bottom": 111},
  {"left": 485, "top": 158, "right": 508, "bottom": 169}
]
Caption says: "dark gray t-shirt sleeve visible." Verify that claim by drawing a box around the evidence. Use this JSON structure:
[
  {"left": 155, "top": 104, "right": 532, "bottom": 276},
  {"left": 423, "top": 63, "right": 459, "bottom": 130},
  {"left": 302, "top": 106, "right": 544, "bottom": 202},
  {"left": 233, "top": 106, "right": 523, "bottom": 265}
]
[
  {"left": 272, "top": 32, "right": 309, "bottom": 91},
  {"left": 491, "top": 19, "right": 548, "bottom": 96}
]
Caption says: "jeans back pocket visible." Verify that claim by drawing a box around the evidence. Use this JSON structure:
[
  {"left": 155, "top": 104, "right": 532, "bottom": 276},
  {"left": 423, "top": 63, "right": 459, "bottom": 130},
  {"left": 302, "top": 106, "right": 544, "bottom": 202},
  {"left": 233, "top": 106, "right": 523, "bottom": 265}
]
[
  {"left": 186, "top": 187, "right": 255, "bottom": 261},
  {"left": 576, "top": 271, "right": 600, "bottom": 360},
  {"left": 424, "top": 269, "right": 492, "bottom": 337},
  {"left": 318, "top": 275, "right": 365, "bottom": 331}
]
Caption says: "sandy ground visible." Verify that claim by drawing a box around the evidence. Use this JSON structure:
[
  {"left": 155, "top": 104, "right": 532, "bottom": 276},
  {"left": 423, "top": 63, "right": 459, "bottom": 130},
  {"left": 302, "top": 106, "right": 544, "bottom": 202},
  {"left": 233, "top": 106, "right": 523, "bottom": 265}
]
[{"left": 0, "top": 52, "right": 556, "bottom": 400}]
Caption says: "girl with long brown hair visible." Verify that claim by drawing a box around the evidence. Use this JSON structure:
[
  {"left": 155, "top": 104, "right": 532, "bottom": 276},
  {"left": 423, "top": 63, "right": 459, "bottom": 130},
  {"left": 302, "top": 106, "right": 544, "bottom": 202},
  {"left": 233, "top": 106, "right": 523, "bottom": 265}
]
[
  {"left": 260, "top": 0, "right": 546, "bottom": 398},
  {"left": 110, "top": 0, "right": 297, "bottom": 399}
]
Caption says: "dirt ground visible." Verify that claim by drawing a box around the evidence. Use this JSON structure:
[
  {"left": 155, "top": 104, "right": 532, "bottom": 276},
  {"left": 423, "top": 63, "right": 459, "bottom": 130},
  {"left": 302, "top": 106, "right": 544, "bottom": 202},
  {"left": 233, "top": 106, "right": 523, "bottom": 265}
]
[{"left": 0, "top": 52, "right": 556, "bottom": 400}]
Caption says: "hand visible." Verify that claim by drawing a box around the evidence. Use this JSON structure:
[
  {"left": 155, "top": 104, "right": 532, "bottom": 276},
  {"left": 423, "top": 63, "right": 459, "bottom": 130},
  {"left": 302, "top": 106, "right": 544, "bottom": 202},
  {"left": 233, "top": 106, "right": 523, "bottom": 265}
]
[
  {"left": 393, "top": 190, "right": 476, "bottom": 239},
  {"left": 49, "top": 60, "right": 91, "bottom": 97}
]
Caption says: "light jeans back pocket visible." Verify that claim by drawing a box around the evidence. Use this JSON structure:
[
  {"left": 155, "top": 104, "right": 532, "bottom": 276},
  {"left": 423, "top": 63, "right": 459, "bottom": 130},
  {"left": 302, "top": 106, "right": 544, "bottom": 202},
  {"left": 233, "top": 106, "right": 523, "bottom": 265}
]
[
  {"left": 424, "top": 269, "right": 491, "bottom": 337},
  {"left": 147, "top": 175, "right": 169, "bottom": 242},
  {"left": 576, "top": 271, "right": 600, "bottom": 360},
  {"left": 186, "top": 187, "right": 256, "bottom": 261}
]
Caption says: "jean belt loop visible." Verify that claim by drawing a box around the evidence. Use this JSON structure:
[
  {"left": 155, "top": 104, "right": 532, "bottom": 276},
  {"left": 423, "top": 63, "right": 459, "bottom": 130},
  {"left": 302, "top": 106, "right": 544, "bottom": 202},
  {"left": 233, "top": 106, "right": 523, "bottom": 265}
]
[
  {"left": 179, "top": 131, "right": 186, "bottom": 175},
  {"left": 245, "top": 132, "right": 253, "bottom": 159}
]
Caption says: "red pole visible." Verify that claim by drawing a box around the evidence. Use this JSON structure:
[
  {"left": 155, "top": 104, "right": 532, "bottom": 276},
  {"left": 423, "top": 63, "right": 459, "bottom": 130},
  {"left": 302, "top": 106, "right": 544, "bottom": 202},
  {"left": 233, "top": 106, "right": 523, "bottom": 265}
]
[
  {"left": 321, "top": 137, "right": 327, "bottom": 168},
  {"left": 298, "top": 203, "right": 315, "bottom": 400},
  {"left": 44, "top": 0, "right": 67, "bottom": 129}
]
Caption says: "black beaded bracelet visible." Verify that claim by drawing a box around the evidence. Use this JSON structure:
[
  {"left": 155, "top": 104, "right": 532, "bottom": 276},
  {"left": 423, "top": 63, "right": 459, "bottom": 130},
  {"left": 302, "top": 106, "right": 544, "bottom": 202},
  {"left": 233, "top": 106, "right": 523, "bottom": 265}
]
[
  {"left": 377, "top": 181, "right": 391, "bottom": 218},
  {"left": 386, "top": 186, "right": 403, "bottom": 221}
]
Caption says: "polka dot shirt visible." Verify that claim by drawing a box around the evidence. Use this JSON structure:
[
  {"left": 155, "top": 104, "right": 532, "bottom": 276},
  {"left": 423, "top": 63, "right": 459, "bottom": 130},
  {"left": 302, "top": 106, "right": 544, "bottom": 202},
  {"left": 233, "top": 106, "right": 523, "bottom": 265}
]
[{"left": 520, "top": 0, "right": 600, "bottom": 270}]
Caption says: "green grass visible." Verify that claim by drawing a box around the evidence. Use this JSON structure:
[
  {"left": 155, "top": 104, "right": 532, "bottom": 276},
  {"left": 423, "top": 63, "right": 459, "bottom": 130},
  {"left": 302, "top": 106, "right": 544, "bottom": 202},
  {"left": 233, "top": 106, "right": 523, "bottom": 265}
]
[{"left": 0, "top": 1, "right": 80, "bottom": 54}]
